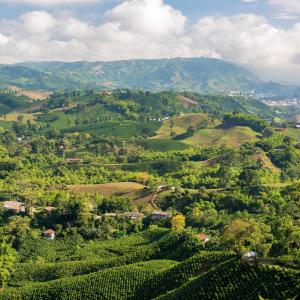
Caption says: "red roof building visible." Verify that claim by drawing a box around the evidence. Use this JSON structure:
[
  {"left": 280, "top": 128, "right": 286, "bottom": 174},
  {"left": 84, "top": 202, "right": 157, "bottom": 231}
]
[
  {"left": 43, "top": 229, "right": 56, "bottom": 240},
  {"left": 197, "top": 233, "right": 210, "bottom": 243},
  {"left": 3, "top": 201, "right": 25, "bottom": 213}
]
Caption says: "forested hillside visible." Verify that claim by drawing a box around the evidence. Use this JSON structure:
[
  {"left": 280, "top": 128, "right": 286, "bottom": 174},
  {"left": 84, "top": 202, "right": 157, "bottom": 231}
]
[{"left": 0, "top": 58, "right": 299, "bottom": 96}]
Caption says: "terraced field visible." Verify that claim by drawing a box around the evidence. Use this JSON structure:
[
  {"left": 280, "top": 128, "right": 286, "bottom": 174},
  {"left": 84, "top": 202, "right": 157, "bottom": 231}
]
[{"left": 1, "top": 230, "right": 298, "bottom": 300}]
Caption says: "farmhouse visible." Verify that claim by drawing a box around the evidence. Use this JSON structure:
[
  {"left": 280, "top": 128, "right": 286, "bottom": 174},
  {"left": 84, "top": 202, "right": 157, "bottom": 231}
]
[
  {"left": 43, "top": 229, "right": 56, "bottom": 240},
  {"left": 151, "top": 211, "right": 172, "bottom": 220},
  {"left": 295, "top": 123, "right": 300, "bottom": 129},
  {"left": 3, "top": 201, "right": 26, "bottom": 213},
  {"left": 124, "top": 212, "right": 144, "bottom": 220},
  {"left": 197, "top": 233, "right": 210, "bottom": 243}
]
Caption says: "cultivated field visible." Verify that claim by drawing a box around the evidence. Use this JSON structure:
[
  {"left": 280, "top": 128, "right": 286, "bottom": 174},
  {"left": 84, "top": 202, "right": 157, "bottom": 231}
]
[{"left": 67, "top": 182, "right": 145, "bottom": 196}]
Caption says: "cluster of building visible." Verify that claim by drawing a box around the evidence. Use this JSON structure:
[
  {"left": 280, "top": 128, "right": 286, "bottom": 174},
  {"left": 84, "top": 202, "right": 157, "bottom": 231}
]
[
  {"left": 1, "top": 198, "right": 210, "bottom": 244},
  {"left": 148, "top": 116, "right": 171, "bottom": 122},
  {"left": 262, "top": 98, "right": 300, "bottom": 107}
]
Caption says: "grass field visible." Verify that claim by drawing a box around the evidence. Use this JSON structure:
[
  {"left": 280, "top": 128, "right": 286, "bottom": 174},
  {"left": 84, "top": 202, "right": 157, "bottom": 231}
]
[
  {"left": 0, "top": 120, "right": 13, "bottom": 129},
  {"left": 185, "top": 126, "right": 259, "bottom": 147},
  {"left": 153, "top": 113, "right": 211, "bottom": 139},
  {"left": 67, "top": 182, "right": 145, "bottom": 196},
  {"left": 0, "top": 113, "right": 39, "bottom": 122},
  {"left": 152, "top": 113, "right": 259, "bottom": 147}
]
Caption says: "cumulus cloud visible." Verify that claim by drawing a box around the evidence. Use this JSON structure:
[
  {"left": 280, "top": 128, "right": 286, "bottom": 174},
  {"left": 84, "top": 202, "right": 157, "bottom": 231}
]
[
  {"left": 108, "top": 0, "right": 186, "bottom": 37},
  {"left": 188, "top": 14, "right": 300, "bottom": 82},
  {"left": 0, "top": 0, "right": 300, "bottom": 83},
  {"left": 0, "top": 0, "right": 101, "bottom": 5}
]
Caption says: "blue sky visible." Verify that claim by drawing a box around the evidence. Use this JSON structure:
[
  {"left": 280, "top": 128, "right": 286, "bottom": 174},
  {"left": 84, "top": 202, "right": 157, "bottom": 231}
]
[
  {"left": 0, "top": 0, "right": 300, "bottom": 83},
  {"left": 0, "top": 0, "right": 297, "bottom": 25}
]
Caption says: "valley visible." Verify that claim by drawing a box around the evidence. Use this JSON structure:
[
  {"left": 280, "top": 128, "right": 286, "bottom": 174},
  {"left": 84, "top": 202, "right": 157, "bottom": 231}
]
[{"left": 0, "top": 85, "right": 299, "bottom": 299}]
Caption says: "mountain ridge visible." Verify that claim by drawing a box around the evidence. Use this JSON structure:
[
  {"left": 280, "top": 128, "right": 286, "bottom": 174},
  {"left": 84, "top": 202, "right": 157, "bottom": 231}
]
[{"left": 0, "top": 57, "right": 299, "bottom": 96}]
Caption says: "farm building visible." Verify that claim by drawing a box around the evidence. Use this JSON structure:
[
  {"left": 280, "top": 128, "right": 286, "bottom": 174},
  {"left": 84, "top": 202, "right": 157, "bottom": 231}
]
[
  {"left": 295, "top": 123, "right": 300, "bottom": 129},
  {"left": 123, "top": 212, "right": 144, "bottom": 220},
  {"left": 197, "top": 233, "right": 210, "bottom": 243},
  {"left": 157, "top": 185, "right": 175, "bottom": 192},
  {"left": 65, "top": 158, "right": 83, "bottom": 164},
  {"left": 43, "top": 229, "right": 56, "bottom": 240},
  {"left": 44, "top": 206, "right": 55, "bottom": 214},
  {"left": 3, "top": 201, "right": 26, "bottom": 213},
  {"left": 104, "top": 213, "right": 117, "bottom": 218},
  {"left": 151, "top": 211, "right": 172, "bottom": 220}
]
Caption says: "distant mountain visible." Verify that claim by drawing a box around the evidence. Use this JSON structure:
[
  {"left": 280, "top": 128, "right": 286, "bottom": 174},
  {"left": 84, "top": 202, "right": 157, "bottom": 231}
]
[{"left": 0, "top": 58, "right": 299, "bottom": 96}]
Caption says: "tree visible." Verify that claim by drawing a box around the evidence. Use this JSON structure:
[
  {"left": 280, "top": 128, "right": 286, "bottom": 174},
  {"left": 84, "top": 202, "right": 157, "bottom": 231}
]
[
  {"left": 17, "top": 115, "right": 24, "bottom": 123},
  {"left": 222, "top": 218, "right": 273, "bottom": 256},
  {"left": 1, "top": 216, "right": 32, "bottom": 250},
  {"left": 171, "top": 214, "right": 186, "bottom": 231},
  {"left": 0, "top": 241, "right": 16, "bottom": 290}
]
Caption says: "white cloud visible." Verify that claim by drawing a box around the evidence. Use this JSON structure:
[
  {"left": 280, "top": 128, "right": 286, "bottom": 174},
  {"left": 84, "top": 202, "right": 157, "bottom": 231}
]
[
  {"left": 0, "top": 0, "right": 300, "bottom": 83},
  {"left": 20, "top": 11, "right": 56, "bottom": 34},
  {"left": 108, "top": 0, "right": 186, "bottom": 37},
  {"left": 0, "top": 33, "right": 9, "bottom": 44},
  {"left": 269, "top": 0, "right": 300, "bottom": 14},
  {"left": 241, "top": 0, "right": 257, "bottom": 3},
  {"left": 188, "top": 14, "right": 300, "bottom": 82},
  {"left": 0, "top": 0, "right": 101, "bottom": 5}
]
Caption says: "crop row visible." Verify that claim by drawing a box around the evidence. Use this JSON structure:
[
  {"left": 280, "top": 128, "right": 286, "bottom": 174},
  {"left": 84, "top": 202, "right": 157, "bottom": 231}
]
[{"left": 157, "top": 260, "right": 299, "bottom": 300}]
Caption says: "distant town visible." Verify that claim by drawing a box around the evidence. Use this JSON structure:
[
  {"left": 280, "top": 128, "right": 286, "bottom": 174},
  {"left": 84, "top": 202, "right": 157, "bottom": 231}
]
[{"left": 262, "top": 98, "right": 300, "bottom": 107}]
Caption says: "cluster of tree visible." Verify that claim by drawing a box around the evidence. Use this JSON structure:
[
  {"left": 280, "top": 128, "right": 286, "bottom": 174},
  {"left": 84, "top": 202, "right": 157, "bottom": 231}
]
[{"left": 223, "top": 112, "right": 269, "bottom": 132}]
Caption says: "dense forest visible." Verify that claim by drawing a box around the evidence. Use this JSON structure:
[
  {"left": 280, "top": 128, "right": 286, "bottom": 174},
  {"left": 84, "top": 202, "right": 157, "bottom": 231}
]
[{"left": 0, "top": 88, "right": 299, "bottom": 299}]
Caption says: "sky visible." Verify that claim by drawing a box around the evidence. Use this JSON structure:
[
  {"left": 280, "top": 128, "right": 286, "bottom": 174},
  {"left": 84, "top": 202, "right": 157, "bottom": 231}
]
[{"left": 0, "top": 0, "right": 300, "bottom": 84}]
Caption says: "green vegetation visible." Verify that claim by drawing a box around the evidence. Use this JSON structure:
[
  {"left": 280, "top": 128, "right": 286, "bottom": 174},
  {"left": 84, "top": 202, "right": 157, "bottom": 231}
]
[
  {"left": 157, "top": 259, "right": 299, "bottom": 300},
  {"left": 0, "top": 88, "right": 299, "bottom": 299}
]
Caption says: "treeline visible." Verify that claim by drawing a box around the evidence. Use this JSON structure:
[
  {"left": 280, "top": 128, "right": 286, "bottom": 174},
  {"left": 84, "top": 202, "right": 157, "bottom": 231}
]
[{"left": 223, "top": 112, "right": 269, "bottom": 132}]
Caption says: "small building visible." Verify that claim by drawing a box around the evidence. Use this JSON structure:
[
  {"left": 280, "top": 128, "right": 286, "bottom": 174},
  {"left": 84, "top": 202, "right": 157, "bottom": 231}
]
[
  {"left": 151, "top": 211, "right": 172, "bottom": 220},
  {"left": 65, "top": 158, "right": 83, "bottom": 164},
  {"left": 99, "top": 90, "right": 113, "bottom": 96},
  {"left": 104, "top": 213, "right": 117, "bottom": 218},
  {"left": 295, "top": 123, "right": 300, "bottom": 129},
  {"left": 124, "top": 212, "right": 144, "bottom": 220},
  {"left": 3, "top": 201, "right": 26, "bottom": 213},
  {"left": 44, "top": 206, "right": 55, "bottom": 214},
  {"left": 197, "top": 233, "right": 210, "bottom": 243},
  {"left": 242, "top": 251, "right": 257, "bottom": 266},
  {"left": 157, "top": 185, "right": 175, "bottom": 192},
  {"left": 43, "top": 229, "right": 55, "bottom": 240}
]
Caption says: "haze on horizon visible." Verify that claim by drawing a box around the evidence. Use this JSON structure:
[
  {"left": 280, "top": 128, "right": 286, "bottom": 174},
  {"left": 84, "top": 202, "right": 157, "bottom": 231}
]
[{"left": 0, "top": 0, "right": 300, "bottom": 85}]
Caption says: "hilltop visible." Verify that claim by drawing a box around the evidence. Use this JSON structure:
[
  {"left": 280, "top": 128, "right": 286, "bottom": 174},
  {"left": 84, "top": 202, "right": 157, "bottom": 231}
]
[{"left": 1, "top": 58, "right": 299, "bottom": 96}]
